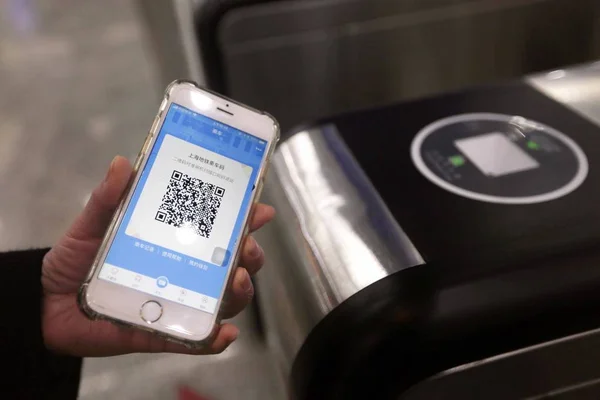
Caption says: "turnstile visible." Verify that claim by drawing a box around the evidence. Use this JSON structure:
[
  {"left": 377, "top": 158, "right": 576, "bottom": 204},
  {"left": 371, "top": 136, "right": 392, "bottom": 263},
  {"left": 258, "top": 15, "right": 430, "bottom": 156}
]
[{"left": 255, "top": 63, "right": 600, "bottom": 399}]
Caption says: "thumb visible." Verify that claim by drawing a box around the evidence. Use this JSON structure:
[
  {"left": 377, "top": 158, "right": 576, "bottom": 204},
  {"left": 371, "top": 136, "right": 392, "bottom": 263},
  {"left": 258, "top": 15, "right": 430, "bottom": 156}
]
[{"left": 68, "top": 156, "right": 133, "bottom": 241}]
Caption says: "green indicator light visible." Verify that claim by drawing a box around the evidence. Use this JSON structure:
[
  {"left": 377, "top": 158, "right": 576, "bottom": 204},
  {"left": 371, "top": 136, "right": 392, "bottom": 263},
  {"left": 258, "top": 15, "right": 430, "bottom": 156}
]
[
  {"left": 449, "top": 155, "right": 465, "bottom": 167},
  {"left": 527, "top": 140, "right": 540, "bottom": 150}
]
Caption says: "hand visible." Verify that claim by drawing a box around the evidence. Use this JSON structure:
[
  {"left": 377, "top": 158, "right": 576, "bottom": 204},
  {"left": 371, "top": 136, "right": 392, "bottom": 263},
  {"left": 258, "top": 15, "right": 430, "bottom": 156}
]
[{"left": 41, "top": 156, "right": 275, "bottom": 357}]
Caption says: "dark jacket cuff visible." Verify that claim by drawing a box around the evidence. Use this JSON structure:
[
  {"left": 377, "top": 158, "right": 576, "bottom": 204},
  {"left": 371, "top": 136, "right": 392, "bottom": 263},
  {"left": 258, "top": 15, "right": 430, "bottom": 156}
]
[{"left": 0, "top": 248, "right": 82, "bottom": 399}]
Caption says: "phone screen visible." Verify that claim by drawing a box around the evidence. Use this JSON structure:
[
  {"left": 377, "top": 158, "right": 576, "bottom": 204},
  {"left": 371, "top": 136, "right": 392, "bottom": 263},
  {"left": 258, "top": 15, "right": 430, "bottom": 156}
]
[{"left": 98, "top": 103, "right": 267, "bottom": 314}]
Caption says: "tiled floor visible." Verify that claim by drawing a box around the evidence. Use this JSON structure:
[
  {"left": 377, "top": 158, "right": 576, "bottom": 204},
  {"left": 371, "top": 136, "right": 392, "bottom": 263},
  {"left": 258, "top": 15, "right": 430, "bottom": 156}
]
[
  {"left": 79, "top": 309, "right": 286, "bottom": 400},
  {"left": 0, "top": 0, "right": 158, "bottom": 251},
  {"left": 0, "top": 0, "right": 285, "bottom": 398}
]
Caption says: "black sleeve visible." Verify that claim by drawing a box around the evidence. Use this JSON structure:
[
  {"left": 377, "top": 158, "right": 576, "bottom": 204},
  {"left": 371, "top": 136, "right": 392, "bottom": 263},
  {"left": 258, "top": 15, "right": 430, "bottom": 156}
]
[{"left": 0, "top": 248, "right": 82, "bottom": 399}]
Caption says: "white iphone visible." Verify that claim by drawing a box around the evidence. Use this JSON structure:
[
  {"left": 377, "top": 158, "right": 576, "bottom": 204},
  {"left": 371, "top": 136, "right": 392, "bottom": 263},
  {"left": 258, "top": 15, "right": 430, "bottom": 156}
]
[{"left": 78, "top": 81, "right": 279, "bottom": 347}]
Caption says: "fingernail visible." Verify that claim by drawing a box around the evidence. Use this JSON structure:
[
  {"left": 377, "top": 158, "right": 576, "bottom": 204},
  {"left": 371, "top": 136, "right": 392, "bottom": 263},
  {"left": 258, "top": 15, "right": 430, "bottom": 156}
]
[
  {"left": 242, "top": 269, "right": 252, "bottom": 292},
  {"left": 230, "top": 327, "right": 240, "bottom": 342},
  {"left": 248, "top": 238, "right": 261, "bottom": 258},
  {"left": 239, "top": 269, "right": 252, "bottom": 292},
  {"left": 104, "top": 156, "right": 118, "bottom": 183}
]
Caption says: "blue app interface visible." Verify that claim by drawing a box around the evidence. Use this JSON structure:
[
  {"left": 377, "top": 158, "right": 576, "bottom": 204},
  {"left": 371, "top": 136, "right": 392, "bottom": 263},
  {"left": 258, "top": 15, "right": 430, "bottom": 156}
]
[{"left": 98, "top": 103, "right": 267, "bottom": 313}]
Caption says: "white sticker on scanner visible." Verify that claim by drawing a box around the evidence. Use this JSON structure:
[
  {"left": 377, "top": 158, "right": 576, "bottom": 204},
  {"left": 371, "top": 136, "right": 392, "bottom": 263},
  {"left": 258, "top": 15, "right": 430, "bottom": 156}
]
[{"left": 455, "top": 132, "right": 540, "bottom": 177}]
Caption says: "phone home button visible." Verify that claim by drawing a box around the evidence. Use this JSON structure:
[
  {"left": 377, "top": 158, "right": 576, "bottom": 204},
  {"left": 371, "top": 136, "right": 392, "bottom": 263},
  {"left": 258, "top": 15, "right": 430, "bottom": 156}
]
[{"left": 140, "top": 300, "right": 163, "bottom": 323}]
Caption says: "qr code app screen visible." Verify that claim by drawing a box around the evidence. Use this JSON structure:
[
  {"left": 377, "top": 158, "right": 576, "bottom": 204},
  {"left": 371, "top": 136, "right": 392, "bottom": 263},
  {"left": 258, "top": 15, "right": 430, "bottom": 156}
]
[{"left": 126, "top": 134, "right": 252, "bottom": 262}]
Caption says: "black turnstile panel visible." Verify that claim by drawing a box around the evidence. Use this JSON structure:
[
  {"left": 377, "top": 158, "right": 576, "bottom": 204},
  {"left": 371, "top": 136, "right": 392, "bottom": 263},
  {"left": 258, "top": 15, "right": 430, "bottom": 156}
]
[{"left": 336, "top": 83, "right": 600, "bottom": 274}]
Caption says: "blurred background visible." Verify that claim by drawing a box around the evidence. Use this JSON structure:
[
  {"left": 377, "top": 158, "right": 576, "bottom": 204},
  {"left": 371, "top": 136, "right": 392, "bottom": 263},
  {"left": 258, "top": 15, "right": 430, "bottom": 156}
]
[{"left": 2, "top": 0, "right": 600, "bottom": 399}]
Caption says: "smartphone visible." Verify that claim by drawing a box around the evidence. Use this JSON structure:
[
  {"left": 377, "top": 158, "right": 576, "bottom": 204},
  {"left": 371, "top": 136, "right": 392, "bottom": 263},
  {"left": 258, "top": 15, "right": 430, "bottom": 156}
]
[{"left": 78, "top": 81, "right": 279, "bottom": 346}]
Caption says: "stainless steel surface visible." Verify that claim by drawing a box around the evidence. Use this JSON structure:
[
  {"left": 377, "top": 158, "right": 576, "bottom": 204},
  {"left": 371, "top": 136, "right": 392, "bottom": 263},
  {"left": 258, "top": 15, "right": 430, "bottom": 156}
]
[
  {"left": 528, "top": 62, "right": 600, "bottom": 127},
  {"left": 136, "top": 0, "right": 207, "bottom": 89},
  {"left": 255, "top": 125, "right": 423, "bottom": 375},
  {"left": 0, "top": 1, "right": 284, "bottom": 398},
  {"left": 398, "top": 62, "right": 600, "bottom": 399},
  {"left": 403, "top": 326, "right": 600, "bottom": 400},
  {"left": 219, "top": 0, "right": 600, "bottom": 131}
]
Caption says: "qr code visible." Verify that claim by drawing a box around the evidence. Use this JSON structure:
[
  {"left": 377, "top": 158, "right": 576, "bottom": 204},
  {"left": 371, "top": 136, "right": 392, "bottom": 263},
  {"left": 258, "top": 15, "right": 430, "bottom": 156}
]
[{"left": 155, "top": 170, "right": 225, "bottom": 238}]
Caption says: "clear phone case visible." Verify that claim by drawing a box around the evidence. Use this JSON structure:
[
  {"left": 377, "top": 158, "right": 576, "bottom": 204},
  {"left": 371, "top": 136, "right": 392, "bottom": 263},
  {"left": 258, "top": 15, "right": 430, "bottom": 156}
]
[{"left": 77, "top": 80, "right": 280, "bottom": 348}]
